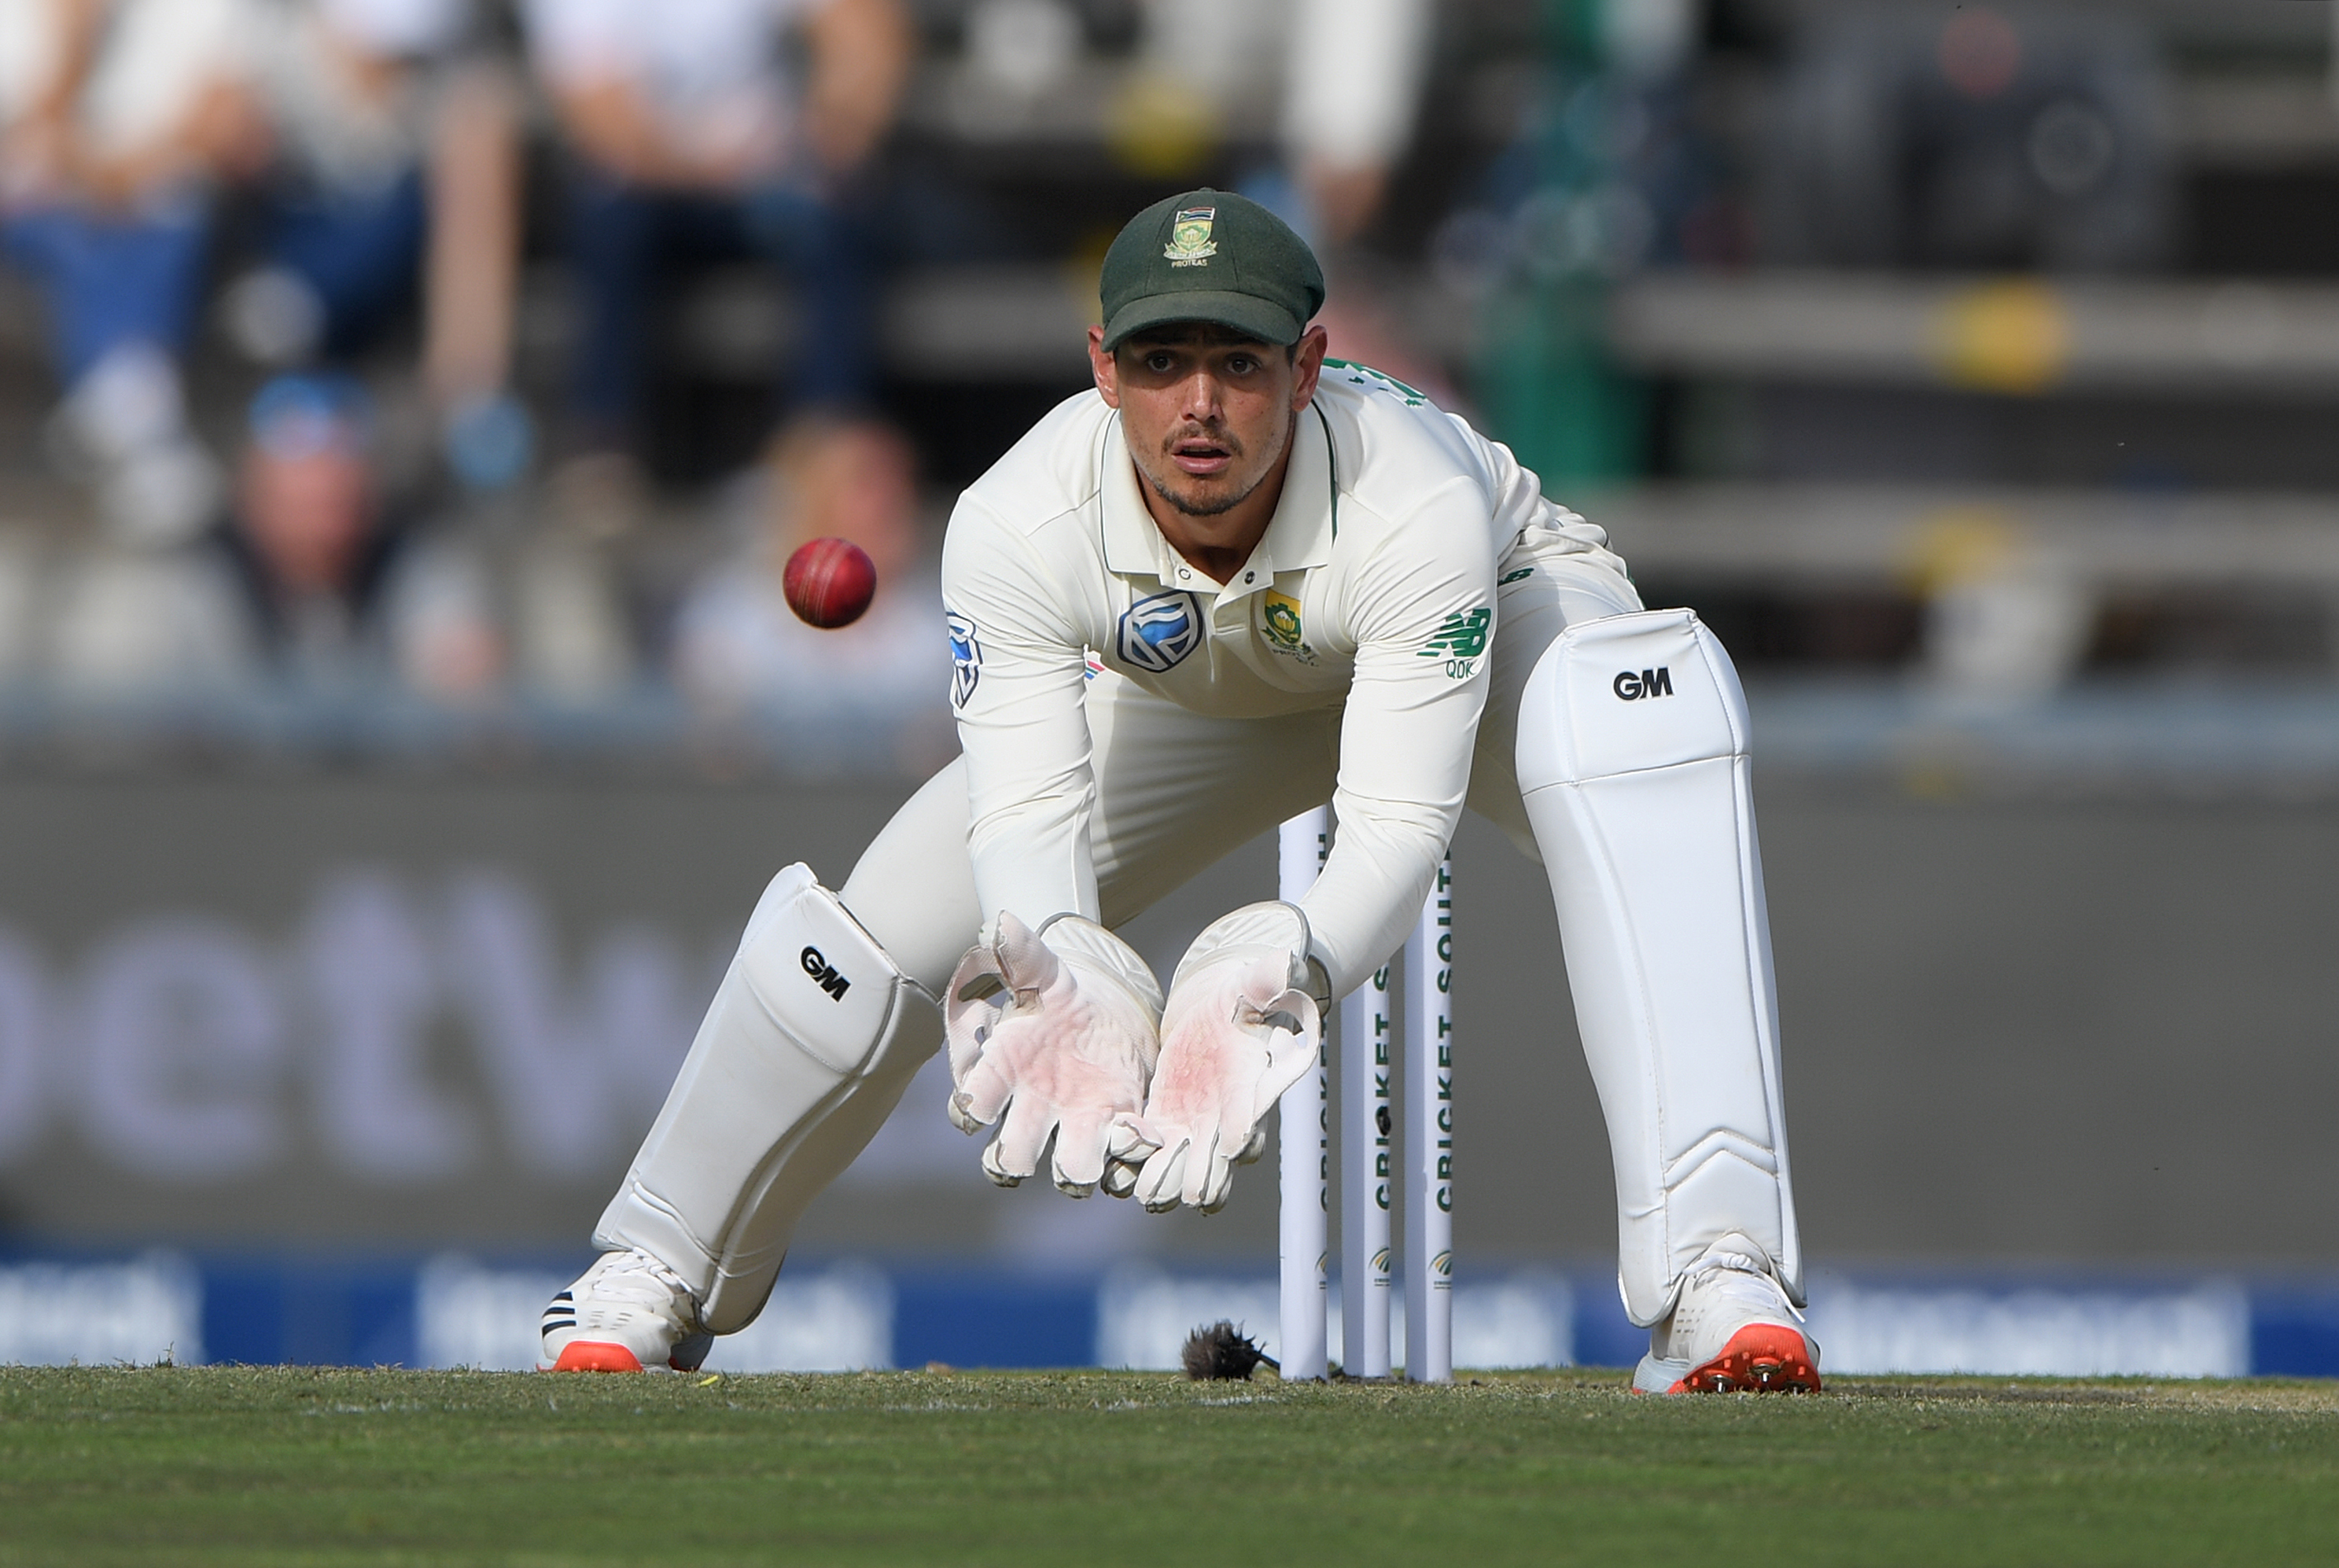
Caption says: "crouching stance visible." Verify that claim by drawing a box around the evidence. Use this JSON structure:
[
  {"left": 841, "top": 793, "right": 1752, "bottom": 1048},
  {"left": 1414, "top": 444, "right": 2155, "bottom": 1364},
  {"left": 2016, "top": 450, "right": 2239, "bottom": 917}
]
[{"left": 542, "top": 190, "right": 1818, "bottom": 1393}]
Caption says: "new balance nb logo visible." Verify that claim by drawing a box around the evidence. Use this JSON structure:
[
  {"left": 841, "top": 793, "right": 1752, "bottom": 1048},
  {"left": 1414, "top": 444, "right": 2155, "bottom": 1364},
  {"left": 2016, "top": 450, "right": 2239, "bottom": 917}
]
[
  {"left": 1417, "top": 607, "right": 1491, "bottom": 661},
  {"left": 1613, "top": 667, "right": 1674, "bottom": 701},
  {"left": 1417, "top": 605, "right": 1491, "bottom": 678},
  {"left": 800, "top": 946, "right": 852, "bottom": 999}
]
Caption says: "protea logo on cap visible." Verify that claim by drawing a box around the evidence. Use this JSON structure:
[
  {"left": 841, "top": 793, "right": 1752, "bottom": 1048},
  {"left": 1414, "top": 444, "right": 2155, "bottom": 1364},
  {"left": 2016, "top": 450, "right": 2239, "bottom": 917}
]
[
  {"left": 1099, "top": 189, "right": 1323, "bottom": 348},
  {"left": 1164, "top": 208, "right": 1217, "bottom": 267}
]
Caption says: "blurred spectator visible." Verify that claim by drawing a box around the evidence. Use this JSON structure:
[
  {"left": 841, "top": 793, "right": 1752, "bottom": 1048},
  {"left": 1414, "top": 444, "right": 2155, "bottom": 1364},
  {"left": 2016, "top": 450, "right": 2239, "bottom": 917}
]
[
  {"left": 1276, "top": 0, "right": 1430, "bottom": 249},
  {"left": 1129, "top": 0, "right": 1441, "bottom": 396},
  {"left": 223, "top": 0, "right": 529, "bottom": 493},
  {"left": 216, "top": 374, "right": 439, "bottom": 684},
  {"left": 0, "top": 0, "right": 267, "bottom": 546},
  {"left": 505, "top": 525, "right": 635, "bottom": 702},
  {"left": 1280, "top": 0, "right": 1440, "bottom": 397},
  {"left": 45, "top": 374, "right": 639, "bottom": 705},
  {"left": 521, "top": 0, "right": 912, "bottom": 487},
  {"left": 1129, "top": 0, "right": 1429, "bottom": 248},
  {"left": 202, "top": 372, "right": 515, "bottom": 698},
  {"left": 671, "top": 416, "right": 943, "bottom": 724},
  {"left": 46, "top": 535, "right": 255, "bottom": 695}
]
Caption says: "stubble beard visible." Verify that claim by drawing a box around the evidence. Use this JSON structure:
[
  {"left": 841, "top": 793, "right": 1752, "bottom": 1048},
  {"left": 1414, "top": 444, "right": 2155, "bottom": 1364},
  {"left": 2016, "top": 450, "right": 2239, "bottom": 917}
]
[{"left": 1135, "top": 417, "right": 1291, "bottom": 519}]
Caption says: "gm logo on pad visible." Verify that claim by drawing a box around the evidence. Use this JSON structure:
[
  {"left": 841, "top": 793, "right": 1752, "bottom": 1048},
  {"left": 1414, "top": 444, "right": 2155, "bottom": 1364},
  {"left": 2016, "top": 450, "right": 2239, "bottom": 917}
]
[
  {"left": 800, "top": 947, "right": 851, "bottom": 999},
  {"left": 1613, "top": 667, "right": 1674, "bottom": 701},
  {"left": 1116, "top": 591, "right": 1204, "bottom": 673}
]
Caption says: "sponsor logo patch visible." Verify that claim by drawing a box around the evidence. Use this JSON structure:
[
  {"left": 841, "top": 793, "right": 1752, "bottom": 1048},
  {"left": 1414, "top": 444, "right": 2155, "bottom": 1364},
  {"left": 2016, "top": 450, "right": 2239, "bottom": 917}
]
[
  {"left": 1164, "top": 207, "right": 1217, "bottom": 267},
  {"left": 946, "top": 611, "right": 981, "bottom": 707},
  {"left": 1417, "top": 607, "right": 1491, "bottom": 661},
  {"left": 1324, "top": 357, "right": 1428, "bottom": 408},
  {"left": 1417, "top": 605, "right": 1491, "bottom": 680},
  {"left": 1499, "top": 566, "right": 1535, "bottom": 586},
  {"left": 800, "top": 945, "right": 852, "bottom": 999},
  {"left": 1613, "top": 667, "right": 1674, "bottom": 701},
  {"left": 1117, "top": 590, "right": 1205, "bottom": 672}
]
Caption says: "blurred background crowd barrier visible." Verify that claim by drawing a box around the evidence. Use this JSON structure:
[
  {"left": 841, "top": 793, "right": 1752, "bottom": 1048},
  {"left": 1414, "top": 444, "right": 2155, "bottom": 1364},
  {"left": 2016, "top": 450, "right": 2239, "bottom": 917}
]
[{"left": 9, "top": 0, "right": 2339, "bottom": 1375}]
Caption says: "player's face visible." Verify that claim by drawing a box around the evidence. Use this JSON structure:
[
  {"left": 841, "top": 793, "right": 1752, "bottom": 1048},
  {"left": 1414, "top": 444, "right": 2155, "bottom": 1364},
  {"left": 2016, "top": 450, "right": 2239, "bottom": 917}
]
[{"left": 1093, "top": 324, "right": 1326, "bottom": 522}]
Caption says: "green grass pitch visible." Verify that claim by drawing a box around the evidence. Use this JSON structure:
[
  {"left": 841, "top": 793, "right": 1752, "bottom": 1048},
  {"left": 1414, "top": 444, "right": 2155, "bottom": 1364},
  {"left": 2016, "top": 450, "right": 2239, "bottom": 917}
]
[{"left": 4, "top": 1366, "right": 2337, "bottom": 1566}]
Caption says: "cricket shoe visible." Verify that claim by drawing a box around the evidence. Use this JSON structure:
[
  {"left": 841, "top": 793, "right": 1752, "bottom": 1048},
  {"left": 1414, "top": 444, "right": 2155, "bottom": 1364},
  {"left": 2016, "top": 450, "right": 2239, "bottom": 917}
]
[
  {"left": 538, "top": 1248, "right": 713, "bottom": 1373},
  {"left": 1633, "top": 1232, "right": 1821, "bottom": 1394}
]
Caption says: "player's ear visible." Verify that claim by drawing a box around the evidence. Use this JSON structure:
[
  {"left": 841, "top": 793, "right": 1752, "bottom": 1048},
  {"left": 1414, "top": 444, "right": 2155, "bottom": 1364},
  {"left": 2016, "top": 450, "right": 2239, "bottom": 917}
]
[
  {"left": 1088, "top": 326, "right": 1122, "bottom": 408},
  {"left": 1290, "top": 325, "right": 1330, "bottom": 410}
]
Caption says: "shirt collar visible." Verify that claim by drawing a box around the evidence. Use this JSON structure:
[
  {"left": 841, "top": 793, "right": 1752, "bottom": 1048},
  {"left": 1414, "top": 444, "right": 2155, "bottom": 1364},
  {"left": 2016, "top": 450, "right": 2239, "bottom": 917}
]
[
  {"left": 1100, "top": 418, "right": 1167, "bottom": 580},
  {"left": 1100, "top": 405, "right": 1337, "bottom": 591}
]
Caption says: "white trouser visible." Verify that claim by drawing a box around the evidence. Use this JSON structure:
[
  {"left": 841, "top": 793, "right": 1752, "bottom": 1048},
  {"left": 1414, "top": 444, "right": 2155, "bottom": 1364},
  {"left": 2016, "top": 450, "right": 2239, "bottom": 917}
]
[{"left": 607, "top": 536, "right": 1801, "bottom": 1332}]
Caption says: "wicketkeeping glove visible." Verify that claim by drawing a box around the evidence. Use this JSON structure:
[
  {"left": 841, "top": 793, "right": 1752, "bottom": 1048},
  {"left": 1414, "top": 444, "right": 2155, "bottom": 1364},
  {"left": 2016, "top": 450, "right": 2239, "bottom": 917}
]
[
  {"left": 1112, "top": 902, "right": 1323, "bottom": 1214},
  {"left": 944, "top": 911, "right": 1164, "bottom": 1197}
]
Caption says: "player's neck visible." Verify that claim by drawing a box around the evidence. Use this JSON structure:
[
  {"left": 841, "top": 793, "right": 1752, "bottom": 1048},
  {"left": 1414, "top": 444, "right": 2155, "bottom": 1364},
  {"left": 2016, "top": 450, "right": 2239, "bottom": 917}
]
[{"left": 1138, "top": 417, "right": 1298, "bottom": 586}]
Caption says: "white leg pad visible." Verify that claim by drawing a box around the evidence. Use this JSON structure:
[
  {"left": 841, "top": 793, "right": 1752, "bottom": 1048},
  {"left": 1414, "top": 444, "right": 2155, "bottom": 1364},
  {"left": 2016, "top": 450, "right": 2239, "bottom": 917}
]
[
  {"left": 593, "top": 864, "right": 941, "bottom": 1334},
  {"left": 1516, "top": 609, "right": 1802, "bottom": 1327}
]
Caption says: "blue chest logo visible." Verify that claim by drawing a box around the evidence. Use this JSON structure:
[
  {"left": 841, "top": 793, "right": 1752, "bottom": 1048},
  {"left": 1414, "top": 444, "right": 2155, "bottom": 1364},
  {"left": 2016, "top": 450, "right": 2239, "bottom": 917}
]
[{"left": 1116, "top": 591, "right": 1205, "bottom": 674}]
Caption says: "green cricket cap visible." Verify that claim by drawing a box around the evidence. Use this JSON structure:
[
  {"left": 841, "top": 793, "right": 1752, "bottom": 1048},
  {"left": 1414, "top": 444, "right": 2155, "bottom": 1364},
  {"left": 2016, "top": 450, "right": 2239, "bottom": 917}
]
[{"left": 1098, "top": 189, "right": 1325, "bottom": 351}]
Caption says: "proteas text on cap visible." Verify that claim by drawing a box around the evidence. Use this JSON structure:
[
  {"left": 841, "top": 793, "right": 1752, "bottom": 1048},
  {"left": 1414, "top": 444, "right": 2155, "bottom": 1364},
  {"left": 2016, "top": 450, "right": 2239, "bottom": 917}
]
[{"left": 1098, "top": 190, "right": 1326, "bottom": 352}]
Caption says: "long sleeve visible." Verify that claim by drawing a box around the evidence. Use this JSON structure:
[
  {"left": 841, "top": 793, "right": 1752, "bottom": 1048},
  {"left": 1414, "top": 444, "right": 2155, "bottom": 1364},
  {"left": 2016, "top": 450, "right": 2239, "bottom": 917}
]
[
  {"left": 1298, "top": 477, "right": 1497, "bottom": 996},
  {"left": 940, "top": 497, "right": 1103, "bottom": 935}
]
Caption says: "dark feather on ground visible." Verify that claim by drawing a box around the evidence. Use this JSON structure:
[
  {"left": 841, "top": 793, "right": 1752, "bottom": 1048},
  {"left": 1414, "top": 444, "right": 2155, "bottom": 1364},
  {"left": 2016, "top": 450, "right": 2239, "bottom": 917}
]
[{"left": 1182, "top": 1320, "right": 1278, "bottom": 1380}]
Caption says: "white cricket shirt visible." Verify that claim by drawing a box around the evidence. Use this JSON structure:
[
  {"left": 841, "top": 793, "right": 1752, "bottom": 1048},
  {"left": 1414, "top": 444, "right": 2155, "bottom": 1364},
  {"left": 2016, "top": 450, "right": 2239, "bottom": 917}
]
[{"left": 940, "top": 364, "right": 1622, "bottom": 994}]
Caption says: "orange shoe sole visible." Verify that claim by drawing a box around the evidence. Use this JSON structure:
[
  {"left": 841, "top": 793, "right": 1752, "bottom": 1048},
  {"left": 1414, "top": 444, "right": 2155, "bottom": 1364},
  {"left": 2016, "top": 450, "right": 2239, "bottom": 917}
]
[
  {"left": 548, "top": 1341, "right": 646, "bottom": 1373},
  {"left": 1670, "top": 1324, "right": 1821, "bottom": 1393}
]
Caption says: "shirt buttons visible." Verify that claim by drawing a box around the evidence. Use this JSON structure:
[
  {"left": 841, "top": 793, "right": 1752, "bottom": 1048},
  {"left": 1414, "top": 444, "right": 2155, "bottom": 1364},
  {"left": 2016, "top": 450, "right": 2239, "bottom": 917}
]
[{"left": 1244, "top": 572, "right": 1255, "bottom": 583}]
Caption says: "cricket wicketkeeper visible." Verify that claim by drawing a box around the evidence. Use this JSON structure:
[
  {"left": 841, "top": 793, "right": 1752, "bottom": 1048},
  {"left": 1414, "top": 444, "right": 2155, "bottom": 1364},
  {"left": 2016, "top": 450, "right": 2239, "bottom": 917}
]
[{"left": 540, "top": 190, "right": 1819, "bottom": 1394}]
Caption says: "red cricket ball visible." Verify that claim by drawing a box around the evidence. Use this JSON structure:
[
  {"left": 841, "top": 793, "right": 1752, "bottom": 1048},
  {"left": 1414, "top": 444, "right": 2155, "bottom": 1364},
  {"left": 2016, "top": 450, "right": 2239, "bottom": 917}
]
[{"left": 783, "top": 537, "right": 879, "bottom": 629}]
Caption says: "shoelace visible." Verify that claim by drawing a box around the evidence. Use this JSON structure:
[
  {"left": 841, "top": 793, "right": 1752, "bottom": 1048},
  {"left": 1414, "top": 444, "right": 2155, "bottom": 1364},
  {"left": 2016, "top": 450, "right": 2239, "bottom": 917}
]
[
  {"left": 589, "top": 1250, "right": 694, "bottom": 1312},
  {"left": 1685, "top": 1249, "right": 1809, "bottom": 1325},
  {"left": 1692, "top": 1248, "right": 1759, "bottom": 1278}
]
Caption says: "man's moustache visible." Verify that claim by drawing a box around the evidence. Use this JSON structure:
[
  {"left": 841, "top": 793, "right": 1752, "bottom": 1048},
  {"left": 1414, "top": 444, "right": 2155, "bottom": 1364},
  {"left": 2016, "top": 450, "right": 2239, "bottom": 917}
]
[{"left": 1165, "top": 428, "right": 1242, "bottom": 457}]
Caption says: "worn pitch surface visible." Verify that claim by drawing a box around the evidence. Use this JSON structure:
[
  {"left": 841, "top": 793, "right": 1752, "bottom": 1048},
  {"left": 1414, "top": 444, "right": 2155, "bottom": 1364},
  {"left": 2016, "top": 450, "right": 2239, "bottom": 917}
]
[{"left": 2, "top": 1367, "right": 2336, "bottom": 1565}]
